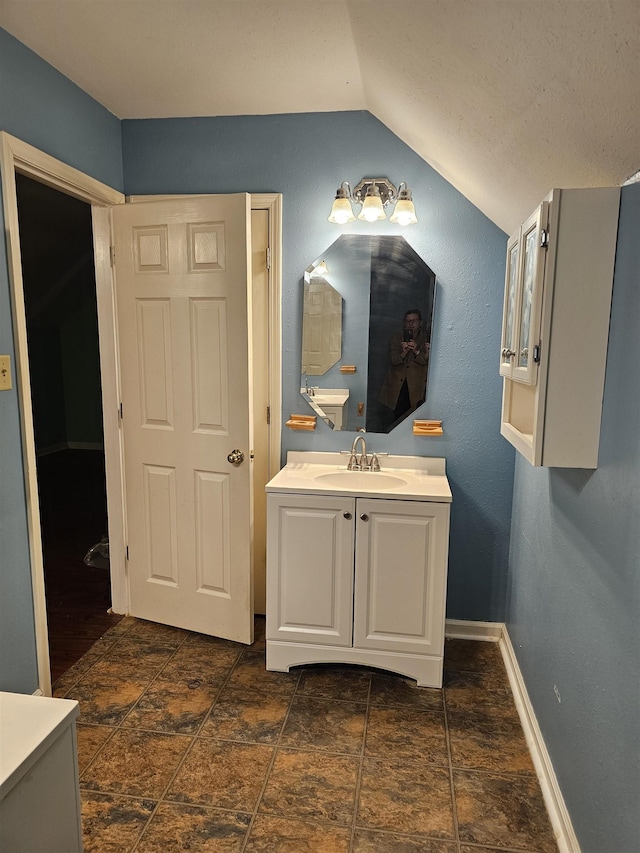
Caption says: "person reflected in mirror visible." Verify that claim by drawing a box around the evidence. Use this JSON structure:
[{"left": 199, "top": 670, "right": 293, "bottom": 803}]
[{"left": 378, "top": 309, "right": 430, "bottom": 425}]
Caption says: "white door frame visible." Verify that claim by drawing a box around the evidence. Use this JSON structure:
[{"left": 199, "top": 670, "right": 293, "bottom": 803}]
[
  {"left": 0, "top": 132, "right": 282, "bottom": 696},
  {"left": 1, "top": 132, "right": 125, "bottom": 697}
]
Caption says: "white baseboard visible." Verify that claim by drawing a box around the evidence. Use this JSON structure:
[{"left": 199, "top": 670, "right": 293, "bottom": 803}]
[
  {"left": 37, "top": 441, "right": 104, "bottom": 457},
  {"left": 36, "top": 442, "right": 68, "bottom": 457},
  {"left": 500, "top": 626, "right": 580, "bottom": 853},
  {"left": 68, "top": 441, "right": 104, "bottom": 451},
  {"left": 445, "top": 618, "right": 504, "bottom": 641}
]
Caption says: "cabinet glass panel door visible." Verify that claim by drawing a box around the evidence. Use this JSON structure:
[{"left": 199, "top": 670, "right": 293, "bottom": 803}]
[
  {"left": 499, "top": 230, "right": 520, "bottom": 377},
  {"left": 512, "top": 202, "right": 547, "bottom": 384}
]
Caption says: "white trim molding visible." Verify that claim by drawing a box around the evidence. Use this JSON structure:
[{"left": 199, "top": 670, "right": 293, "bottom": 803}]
[
  {"left": 444, "top": 620, "right": 579, "bottom": 852},
  {"left": 500, "top": 626, "right": 580, "bottom": 853},
  {"left": 445, "top": 618, "right": 504, "bottom": 641},
  {"left": 0, "top": 131, "right": 125, "bottom": 697}
]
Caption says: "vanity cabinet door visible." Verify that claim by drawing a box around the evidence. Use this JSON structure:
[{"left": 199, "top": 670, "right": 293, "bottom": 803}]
[
  {"left": 499, "top": 202, "right": 548, "bottom": 385},
  {"left": 266, "top": 493, "right": 355, "bottom": 646},
  {"left": 353, "top": 499, "right": 450, "bottom": 656}
]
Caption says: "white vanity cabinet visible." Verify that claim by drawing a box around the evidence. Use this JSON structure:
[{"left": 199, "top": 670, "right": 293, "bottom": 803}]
[
  {"left": 500, "top": 186, "right": 620, "bottom": 467},
  {"left": 265, "top": 454, "right": 452, "bottom": 688}
]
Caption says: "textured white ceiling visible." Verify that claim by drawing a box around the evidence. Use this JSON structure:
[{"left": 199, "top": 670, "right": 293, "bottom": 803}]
[{"left": 1, "top": 0, "right": 638, "bottom": 232}]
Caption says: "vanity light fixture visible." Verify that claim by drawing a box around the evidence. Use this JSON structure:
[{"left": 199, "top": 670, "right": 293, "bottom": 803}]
[
  {"left": 328, "top": 177, "right": 418, "bottom": 225},
  {"left": 310, "top": 260, "right": 329, "bottom": 277}
]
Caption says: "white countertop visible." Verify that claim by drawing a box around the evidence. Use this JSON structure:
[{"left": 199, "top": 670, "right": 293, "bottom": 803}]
[
  {"left": 266, "top": 452, "right": 452, "bottom": 502},
  {"left": 0, "top": 692, "right": 79, "bottom": 798}
]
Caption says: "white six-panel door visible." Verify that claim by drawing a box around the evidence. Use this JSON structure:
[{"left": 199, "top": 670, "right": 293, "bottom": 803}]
[{"left": 112, "top": 194, "right": 254, "bottom": 643}]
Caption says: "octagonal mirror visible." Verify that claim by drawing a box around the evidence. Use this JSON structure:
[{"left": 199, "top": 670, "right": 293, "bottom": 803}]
[{"left": 301, "top": 235, "right": 436, "bottom": 432}]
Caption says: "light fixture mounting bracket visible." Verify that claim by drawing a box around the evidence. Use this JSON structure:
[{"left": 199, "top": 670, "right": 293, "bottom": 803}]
[{"left": 352, "top": 177, "right": 398, "bottom": 207}]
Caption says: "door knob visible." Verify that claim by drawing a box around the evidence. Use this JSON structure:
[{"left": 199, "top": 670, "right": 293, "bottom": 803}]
[
  {"left": 227, "top": 449, "right": 245, "bottom": 465},
  {"left": 360, "top": 513, "right": 369, "bottom": 522}
]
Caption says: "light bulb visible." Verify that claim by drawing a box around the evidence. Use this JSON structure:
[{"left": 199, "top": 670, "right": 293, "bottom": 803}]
[
  {"left": 389, "top": 199, "right": 418, "bottom": 225},
  {"left": 328, "top": 197, "right": 356, "bottom": 223},
  {"left": 389, "top": 185, "right": 418, "bottom": 225},
  {"left": 358, "top": 185, "right": 386, "bottom": 222}
]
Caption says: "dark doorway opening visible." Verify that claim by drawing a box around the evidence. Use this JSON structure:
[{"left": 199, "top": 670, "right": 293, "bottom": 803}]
[{"left": 16, "top": 173, "right": 121, "bottom": 683}]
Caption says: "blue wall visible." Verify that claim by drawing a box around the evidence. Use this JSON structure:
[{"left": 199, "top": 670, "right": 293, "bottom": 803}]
[
  {"left": 122, "top": 113, "right": 514, "bottom": 623},
  {"left": 2, "top": 26, "right": 638, "bottom": 850},
  {"left": 506, "top": 183, "right": 640, "bottom": 853},
  {"left": 0, "top": 29, "right": 123, "bottom": 692}
]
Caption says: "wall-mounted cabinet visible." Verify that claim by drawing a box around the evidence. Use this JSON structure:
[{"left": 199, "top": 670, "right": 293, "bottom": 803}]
[{"left": 500, "top": 187, "right": 620, "bottom": 468}]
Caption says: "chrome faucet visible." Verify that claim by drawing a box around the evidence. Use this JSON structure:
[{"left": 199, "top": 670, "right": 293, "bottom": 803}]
[
  {"left": 348, "top": 434, "right": 368, "bottom": 470},
  {"left": 304, "top": 378, "right": 314, "bottom": 396}
]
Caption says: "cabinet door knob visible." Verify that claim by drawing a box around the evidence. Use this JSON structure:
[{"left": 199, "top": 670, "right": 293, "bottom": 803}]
[
  {"left": 360, "top": 513, "right": 369, "bottom": 522},
  {"left": 343, "top": 512, "right": 352, "bottom": 520}
]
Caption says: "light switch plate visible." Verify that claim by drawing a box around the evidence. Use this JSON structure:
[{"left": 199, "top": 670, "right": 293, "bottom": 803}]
[{"left": 0, "top": 355, "right": 12, "bottom": 391}]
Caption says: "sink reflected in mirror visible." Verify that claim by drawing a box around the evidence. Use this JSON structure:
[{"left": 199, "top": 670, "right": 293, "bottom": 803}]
[
  {"left": 301, "top": 387, "right": 350, "bottom": 430},
  {"left": 314, "top": 471, "right": 408, "bottom": 490}
]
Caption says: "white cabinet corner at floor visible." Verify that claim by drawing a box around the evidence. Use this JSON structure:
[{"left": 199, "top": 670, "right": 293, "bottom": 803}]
[
  {"left": 0, "top": 692, "right": 83, "bottom": 853},
  {"left": 499, "top": 186, "right": 620, "bottom": 468}
]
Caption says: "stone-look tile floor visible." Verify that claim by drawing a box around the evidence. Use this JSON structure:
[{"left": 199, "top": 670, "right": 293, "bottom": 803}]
[{"left": 54, "top": 616, "right": 558, "bottom": 852}]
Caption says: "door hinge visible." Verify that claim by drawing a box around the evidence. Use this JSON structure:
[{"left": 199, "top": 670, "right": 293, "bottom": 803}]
[
  {"left": 540, "top": 229, "right": 549, "bottom": 249},
  {"left": 126, "top": 545, "right": 129, "bottom": 561},
  {"left": 110, "top": 244, "right": 116, "bottom": 266},
  {"left": 266, "top": 405, "right": 271, "bottom": 425},
  {"left": 119, "top": 402, "right": 123, "bottom": 420},
  {"left": 533, "top": 344, "right": 541, "bottom": 363},
  {"left": 265, "top": 247, "right": 271, "bottom": 271}
]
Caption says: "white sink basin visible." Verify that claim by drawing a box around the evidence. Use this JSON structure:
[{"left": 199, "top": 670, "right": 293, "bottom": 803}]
[
  {"left": 314, "top": 471, "right": 408, "bottom": 490},
  {"left": 265, "top": 452, "right": 452, "bottom": 502}
]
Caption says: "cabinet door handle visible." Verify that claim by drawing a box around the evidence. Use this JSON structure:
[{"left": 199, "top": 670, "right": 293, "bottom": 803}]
[
  {"left": 360, "top": 513, "right": 369, "bottom": 522},
  {"left": 343, "top": 512, "right": 352, "bottom": 520}
]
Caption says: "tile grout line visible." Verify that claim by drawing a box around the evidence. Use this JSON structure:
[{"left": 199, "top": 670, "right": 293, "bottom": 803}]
[
  {"left": 64, "top": 619, "right": 241, "bottom": 851},
  {"left": 80, "top": 623, "right": 245, "bottom": 853},
  {"left": 87, "top": 627, "right": 207, "bottom": 853},
  {"left": 239, "top": 668, "right": 303, "bottom": 853},
  {"left": 53, "top": 619, "right": 134, "bottom": 697},
  {"left": 128, "top": 634, "right": 251, "bottom": 853},
  {"left": 71, "top": 619, "right": 171, "bottom": 853},
  {"left": 443, "top": 676, "right": 463, "bottom": 853},
  {"left": 348, "top": 672, "right": 373, "bottom": 852},
  {"left": 71, "top": 621, "right": 153, "bottom": 783},
  {"left": 72, "top": 627, "right": 554, "bottom": 851}
]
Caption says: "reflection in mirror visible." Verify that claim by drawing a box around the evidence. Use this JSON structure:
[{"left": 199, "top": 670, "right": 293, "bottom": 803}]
[
  {"left": 301, "top": 236, "right": 436, "bottom": 433},
  {"left": 301, "top": 275, "right": 342, "bottom": 375}
]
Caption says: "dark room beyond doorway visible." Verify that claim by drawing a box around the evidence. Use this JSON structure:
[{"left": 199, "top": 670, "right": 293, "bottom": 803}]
[{"left": 15, "top": 173, "right": 121, "bottom": 683}]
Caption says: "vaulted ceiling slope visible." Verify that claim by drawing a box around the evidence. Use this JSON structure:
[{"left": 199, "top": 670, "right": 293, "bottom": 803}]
[{"left": 1, "top": 0, "right": 638, "bottom": 232}]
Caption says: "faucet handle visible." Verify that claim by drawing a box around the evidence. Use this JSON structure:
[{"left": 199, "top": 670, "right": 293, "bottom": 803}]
[
  {"left": 347, "top": 452, "right": 359, "bottom": 471},
  {"left": 370, "top": 453, "right": 380, "bottom": 472}
]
